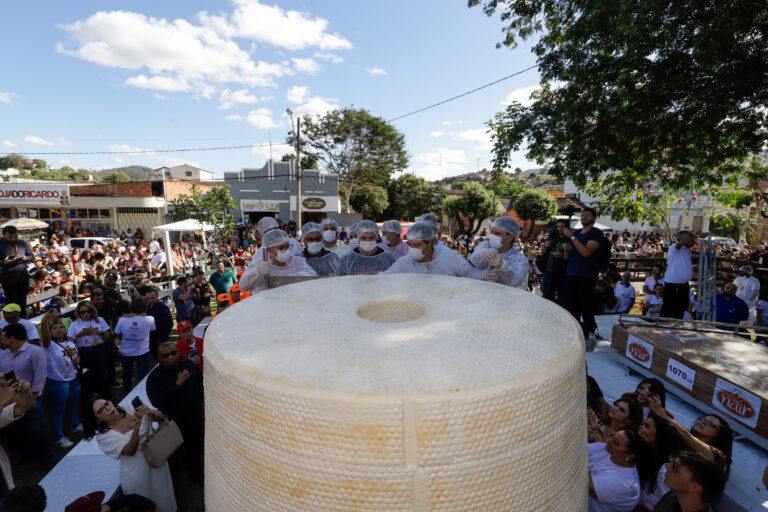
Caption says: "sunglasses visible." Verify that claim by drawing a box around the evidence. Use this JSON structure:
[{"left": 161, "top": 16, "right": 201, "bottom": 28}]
[
  {"left": 159, "top": 350, "right": 178, "bottom": 359},
  {"left": 696, "top": 417, "right": 718, "bottom": 429}
]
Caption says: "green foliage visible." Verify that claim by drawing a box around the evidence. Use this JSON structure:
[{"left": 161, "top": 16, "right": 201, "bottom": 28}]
[
  {"left": 95, "top": 165, "right": 155, "bottom": 181},
  {"left": 280, "top": 153, "right": 319, "bottom": 170},
  {"left": 487, "top": 170, "right": 532, "bottom": 197},
  {"left": 168, "top": 184, "right": 237, "bottom": 243},
  {"left": 472, "top": 0, "right": 768, "bottom": 192},
  {"left": 349, "top": 185, "right": 389, "bottom": 220},
  {"left": 384, "top": 174, "right": 443, "bottom": 221},
  {"left": 32, "top": 159, "right": 47, "bottom": 169},
  {"left": 101, "top": 171, "right": 132, "bottom": 183},
  {"left": 710, "top": 212, "right": 762, "bottom": 241},
  {"left": 292, "top": 107, "right": 409, "bottom": 213},
  {"left": 513, "top": 190, "right": 557, "bottom": 233},
  {"left": 0, "top": 153, "right": 25, "bottom": 170},
  {"left": 442, "top": 182, "right": 501, "bottom": 236}
]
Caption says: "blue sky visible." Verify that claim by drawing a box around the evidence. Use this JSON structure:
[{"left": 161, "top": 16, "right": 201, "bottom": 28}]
[{"left": 1, "top": 1, "right": 542, "bottom": 180}]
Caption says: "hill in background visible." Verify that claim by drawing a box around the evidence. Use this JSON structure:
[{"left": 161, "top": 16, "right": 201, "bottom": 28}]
[{"left": 94, "top": 165, "right": 154, "bottom": 181}]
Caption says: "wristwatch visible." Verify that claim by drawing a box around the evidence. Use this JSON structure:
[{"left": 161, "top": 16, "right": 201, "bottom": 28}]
[{"left": 571, "top": 235, "right": 576, "bottom": 240}]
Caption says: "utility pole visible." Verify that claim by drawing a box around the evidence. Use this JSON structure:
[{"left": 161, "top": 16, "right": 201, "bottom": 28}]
[{"left": 295, "top": 117, "right": 302, "bottom": 230}]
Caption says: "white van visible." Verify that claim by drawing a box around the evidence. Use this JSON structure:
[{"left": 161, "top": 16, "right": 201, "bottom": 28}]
[{"left": 66, "top": 237, "right": 126, "bottom": 251}]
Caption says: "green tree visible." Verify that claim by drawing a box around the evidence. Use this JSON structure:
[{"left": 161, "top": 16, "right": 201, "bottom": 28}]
[
  {"left": 513, "top": 190, "right": 557, "bottom": 235},
  {"left": 487, "top": 170, "right": 532, "bottom": 197},
  {"left": 32, "top": 159, "right": 47, "bottom": 169},
  {"left": 349, "top": 185, "right": 389, "bottom": 221},
  {"left": 280, "top": 153, "right": 319, "bottom": 170},
  {"left": 168, "top": 184, "right": 237, "bottom": 247},
  {"left": 292, "top": 108, "right": 409, "bottom": 213},
  {"left": 442, "top": 182, "right": 501, "bottom": 236},
  {"left": 471, "top": 0, "right": 768, "bottom": 193},
  {"left": 385, "top": 173, "right": 443, "bottom": 221},
  {"left": 0, "top": 153, "right": 25, "bottom": 170},
  {"left": 101, "top": 171, "right": 132, "bottom": 183}
]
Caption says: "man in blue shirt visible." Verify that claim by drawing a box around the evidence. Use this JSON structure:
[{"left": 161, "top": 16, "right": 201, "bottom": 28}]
[
  {"left": 715, "top": 282, "right": 749, "bottom": 325},
  {"left": 563, "top": 208, "right": 604, "bottom": 346},
  {"left": 172, "top": 276, "right": 195, "bottom": 324}
]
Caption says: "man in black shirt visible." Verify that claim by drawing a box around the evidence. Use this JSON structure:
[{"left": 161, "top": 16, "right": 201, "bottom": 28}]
[
  {"left": 541, "top": 220, "right": 571, "bottom": 305},
  {"left": 191, "top": 270, "right": 213, "bottom": 323},
  {"left": 0, "top": 226, "right": 34, "bottom": 318}
]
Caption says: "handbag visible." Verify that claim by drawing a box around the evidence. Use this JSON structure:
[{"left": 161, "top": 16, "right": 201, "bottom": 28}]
[{"left": 141, "top": 416, "right": 183, "bottom": 467}]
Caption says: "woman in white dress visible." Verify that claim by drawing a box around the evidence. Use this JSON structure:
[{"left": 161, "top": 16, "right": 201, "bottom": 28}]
[{"left": 82, "top": 396, "right": 177, "bottom": 512}]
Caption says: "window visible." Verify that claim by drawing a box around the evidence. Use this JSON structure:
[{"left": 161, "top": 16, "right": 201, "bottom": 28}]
[
  {"left": 70, "top": 239, "right": 85, "bottom": 248},
  {"left": 185, "top": 171, "right": 192, "bottom": 177},
  {"left": 116, "top": 207, "right": 158, "bottom": 214},
  {"left": 99, "top": 209, "right": 111, "bottom": 218},
  {"left": 0, "top": 208, "right": 11, "bottom": 220}
]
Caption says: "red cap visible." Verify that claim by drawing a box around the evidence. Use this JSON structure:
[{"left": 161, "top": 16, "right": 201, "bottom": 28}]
[
  {"left": 177, "top": 320, "right": 193, "bottom": 333},
  {"left": 65, "top": 491, "right": 105, "bottom": 512},
  {"left": 229, "top": 284, "right": 241, "bottom": 293}
]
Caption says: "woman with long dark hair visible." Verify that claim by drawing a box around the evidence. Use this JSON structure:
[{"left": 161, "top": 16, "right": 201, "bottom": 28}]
[
  {"left": 636, "top": 413, "right": 683, "bottom": 511},
  {"left": 82, "top": 396, "right": 176, "bottom": 511},
  {"left": 588, "top": 429, "right": 652, "bottom": 511},
  {"left": 588, "top": 397, "right": 644, "bottom": 443}
]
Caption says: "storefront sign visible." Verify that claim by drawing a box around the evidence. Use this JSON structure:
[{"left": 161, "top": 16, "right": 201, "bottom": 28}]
[
  {"left": 712, "top": 378, "right": 761, "bottom": 428},
  {"left": 625, "top": 334, "right": 654, "bottom": 369},
  {"left": 302, "top": 197, "right": 326, "bottom": 210},
  {"left": 666, "top": 358, "right": 696, "bottom": 391},
  {"left": 0, "top": 184, "right": 69, "bottom": 206},
  {"left": 241, "top": 200, "right": 280, "bottom": 212}
]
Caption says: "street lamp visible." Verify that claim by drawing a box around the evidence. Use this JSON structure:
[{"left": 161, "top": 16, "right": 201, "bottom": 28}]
[{"left": 286, "top": 108, "right": 302, "bottom": 230}]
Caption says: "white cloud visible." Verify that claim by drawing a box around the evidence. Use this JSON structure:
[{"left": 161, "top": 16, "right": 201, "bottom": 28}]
[
  {"left": 23, "top": 136, "right": 67, "bottom": 146},
  {"left": 57, "top": 10, "right": 291, "bottom": 97},
  {"left": 410, "top": 149, "right": 469, "bottom": 181},
  {"left": 293, "top": 96, "right": 339, "bottom": 118},
  {"left": 292, "top": 58, "right": 320, "bottom": 74},
  {"left": 115, "top": 158, "right": 124, "bottom": 163},
  {"left": 219, "top": 88, "right": 272, "bottom": 109},
  {"left": 251, "top": 142, "right": 294, "bottom": 161},
  {"left": 154, "top": 93, "right": 167, "bottom": 100},
  {"left": 286, "top": 85, "right": 310, "bottom": 104},
  {"left": 0, "top": 92, "right": 15, "bottom": 105},
  {"left": 109, "top": 144, "right": 142, "bottom": 153},
  {"left": 108, "top": 143, "right": 200, "bottom": 168},
  {"left": 429, "top": 131, "right": 445, "bottom": 137},
  {"left": 245, "top": 108, "right": 278, "bottom": 129},
  {"left": 441, "top": 120, "right": 463, "bottom": 126},
  {"left": 501, "top": 82, "right": 563, "bottom": 107},
  {"left": 1, "top": 140, "right": 16, "bottom": 148},
  {"left": 198, "top": 0, "right": 352, "bottom": 51},
  {"left": 366, "top": 67, "right": 388, "bottom": 76},
  {"left": 225, "top": 114, "right": 242, "bottom": 121},
  {"left": 314, "top": 52, "right": 343, "bottom": 63},
  {"left": 456, "top": 128, "right": 492, "bottom": 151}
]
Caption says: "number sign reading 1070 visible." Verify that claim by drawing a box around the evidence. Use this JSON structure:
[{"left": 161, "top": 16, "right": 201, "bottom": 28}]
[{"left": 666, "top": 358, "right": 696, "bottom": 391}]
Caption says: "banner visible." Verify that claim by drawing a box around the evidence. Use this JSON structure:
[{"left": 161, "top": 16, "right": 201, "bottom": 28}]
[
  {"left": 712, "top": 378, "right": 761, "bottom": 428},
  {"left": 241, "top": 199, "right": 280, "bottom": 212},
  {"left": 625, "top": 334, "right": 654, "bottom": 369},
  {"left": 0, "top": 184, "right": 69, "bottom": 206}
]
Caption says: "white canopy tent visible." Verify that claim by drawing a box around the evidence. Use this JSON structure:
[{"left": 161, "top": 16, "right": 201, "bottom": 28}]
[
  {"left": 152, "top": 219, "right": 215, "bottom": 276},
  {"left": 570, "top": 220, "right": 614, "bottom": 232}
]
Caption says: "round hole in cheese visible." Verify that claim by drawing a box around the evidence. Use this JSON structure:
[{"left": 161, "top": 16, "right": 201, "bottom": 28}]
[{"left": 204, "top": 274, "right": 587, "bottom": 511}]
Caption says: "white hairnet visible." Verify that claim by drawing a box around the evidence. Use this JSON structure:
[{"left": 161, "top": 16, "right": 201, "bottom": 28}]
[
  {"left": 356, "top": 220, "right": 379, "bottom": 235},
  {"left": 407, "top": 222, "right": 435, "bottom": 241},
  {"left": 301, "top": 222, "right": 322, "bottom": 240},
  {"left": 492, "top": 217, "right": 521, "bottom": 237},
  {"left": 419, "top": 213, "right": 439, "bottom": 231},
  {"left": 348, "top": 223, "right": 359, "bottom": 236},
  {"left": 382, "top": 220, "right": 402, "bottom": 234},
  {"left": 262, "top": 228, "right": 289, "bottom": 248},
  {"left": 321, "top": 218, "right": 339, "bottom": 229},
  {"left": 258, "top": 217, "right": 279, "bottom": 233}
]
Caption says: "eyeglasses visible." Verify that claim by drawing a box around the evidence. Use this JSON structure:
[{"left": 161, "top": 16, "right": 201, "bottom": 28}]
[
  {"left": 159, "top": 350, "right": 178, "bottom": 359},
  {"left": 667, "top": 458, "right": 683, "bottom": 473},
  {"left": 95, "top": 401, "right": 111, "bottom": 415},
  {"left": 696, "top": 417, "right": 718, "bottom": 429}
]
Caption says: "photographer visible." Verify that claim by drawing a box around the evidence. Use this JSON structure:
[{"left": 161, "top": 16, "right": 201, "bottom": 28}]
[
  {"left": 0, "top": 377, "right": 34, "bottom": 496},
  {"left": 0, "top": 226, "right": 34, "bottom": 318},
  {"left": 540, "top": 219, "right": 571, "bottom": 305}
]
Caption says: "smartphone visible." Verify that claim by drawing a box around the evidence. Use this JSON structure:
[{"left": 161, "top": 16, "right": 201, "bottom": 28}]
[
  {"left": 131, "top": 396, "right": 144, "bottom": 409},
  {"left": 3, "top": 370, "right": 16, "bottom": 384}
]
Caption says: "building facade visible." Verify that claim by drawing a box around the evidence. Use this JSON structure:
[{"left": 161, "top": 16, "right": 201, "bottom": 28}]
[
  {"left": 150, "top": 164, "right": 216, "bottom": 181},
  {"left": 224, "top": 160, "right": 340, "bottom": 225}
]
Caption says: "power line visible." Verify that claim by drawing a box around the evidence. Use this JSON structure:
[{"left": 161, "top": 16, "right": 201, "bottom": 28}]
[{"left": 387, "top": 65, "right": 538, "bottom": 122}]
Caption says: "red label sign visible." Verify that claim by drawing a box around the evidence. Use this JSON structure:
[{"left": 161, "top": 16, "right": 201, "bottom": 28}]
[
  {"left": 717, "top": 391, "right": 755, "bottom": 418},
  {"left": 628, "top": 343, "right": 650, "bottom": 362}
]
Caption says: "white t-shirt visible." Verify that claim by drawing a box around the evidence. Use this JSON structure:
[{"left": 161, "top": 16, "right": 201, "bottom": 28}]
[
  {"left": 114, "top": 315, "right": 156, "bottom": 357},
  {"left": 643, "top": 276, "right": 665, "bottom": 292},
  {"left": 734, "top": 275, "right": 760, "bottom": 307},
  {"left": 588, "top": 443, "right": 641, "bottom": 512},
  {"left": 68, "top": 317, "right": 110, "bottom": 348},
  {"left": 665, "top": 243, "right": 692, "bottom": 284},
  {"left": 683, "top": 290, "right": 697, "bottom": 320},
  {"left": 614, "top": 283, "right": 636, "bottom": 313},
  {"left": 644, "top": 295, "right": 663, "bottom": 317},
  {"left": 149, "top": 240, "right": 160, "bottom": 253},
  {"left": 0, "top": 318, "right": 39, "bottom": 342},
  {"left": 45, "top": 339, "right": 78, "bottom": 381},
  {"left": 150, "top": 251, "right": 166, "bottom": 267}
]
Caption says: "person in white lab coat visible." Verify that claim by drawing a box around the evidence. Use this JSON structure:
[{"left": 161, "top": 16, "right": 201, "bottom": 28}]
[
  {"left": 384, "top": 223, "right": 473, "bottom": 277},
  {"left": 469, "top": 217, "right": 530, "bottom": 290},
  {"left": 239, "top": 229, "right": 316, "bottom": 293}
]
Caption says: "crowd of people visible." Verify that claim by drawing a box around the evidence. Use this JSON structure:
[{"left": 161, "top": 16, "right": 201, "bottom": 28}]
[{"left": 0, "top": 208, "right": 764, "bottom": 511}]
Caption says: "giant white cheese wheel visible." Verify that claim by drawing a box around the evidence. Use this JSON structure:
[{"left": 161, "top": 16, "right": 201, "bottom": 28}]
[{"left": 204, "top": 274, "right": 587, "bottom": 511}]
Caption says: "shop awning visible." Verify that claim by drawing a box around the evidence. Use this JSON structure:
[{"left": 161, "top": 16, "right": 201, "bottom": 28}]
[{"left": 152, "top": 219, "right": 215, "bottom": 232}]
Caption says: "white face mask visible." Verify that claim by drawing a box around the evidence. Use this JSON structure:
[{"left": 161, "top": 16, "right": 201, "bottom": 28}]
[
  {"left": 275, "top": 249, "right": 291, "bottom": 263},
  {"left": 307, "top": 241, "right": 323, "bottom": 255},
  {"left": 322, "top": 230, "right": 336, "bottom": 243},
  {"left": 489, "top": 234, "right": 505, "bottom": 249},
  {"left": 349, "top": 238, "right": 360, "bottom": 249},
  {"left": 409, "top": 247, "right": 425, "bottom": 261},
  {"left": 359, "top": 240, "right": 378, "bottom": 253}
]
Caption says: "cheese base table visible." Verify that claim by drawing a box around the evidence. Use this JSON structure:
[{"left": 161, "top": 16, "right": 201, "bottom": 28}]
[
  {"left": 204, "top": 274, "right": 588, "bottom": 511},
  {"left": 612, "top": 323, "right": 768, "bottom": 447}
]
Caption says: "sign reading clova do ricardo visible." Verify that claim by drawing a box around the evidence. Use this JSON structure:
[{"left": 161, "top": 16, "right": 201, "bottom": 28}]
[{"left": 0, "top": 184, "right": 70, "bottom": 206}]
